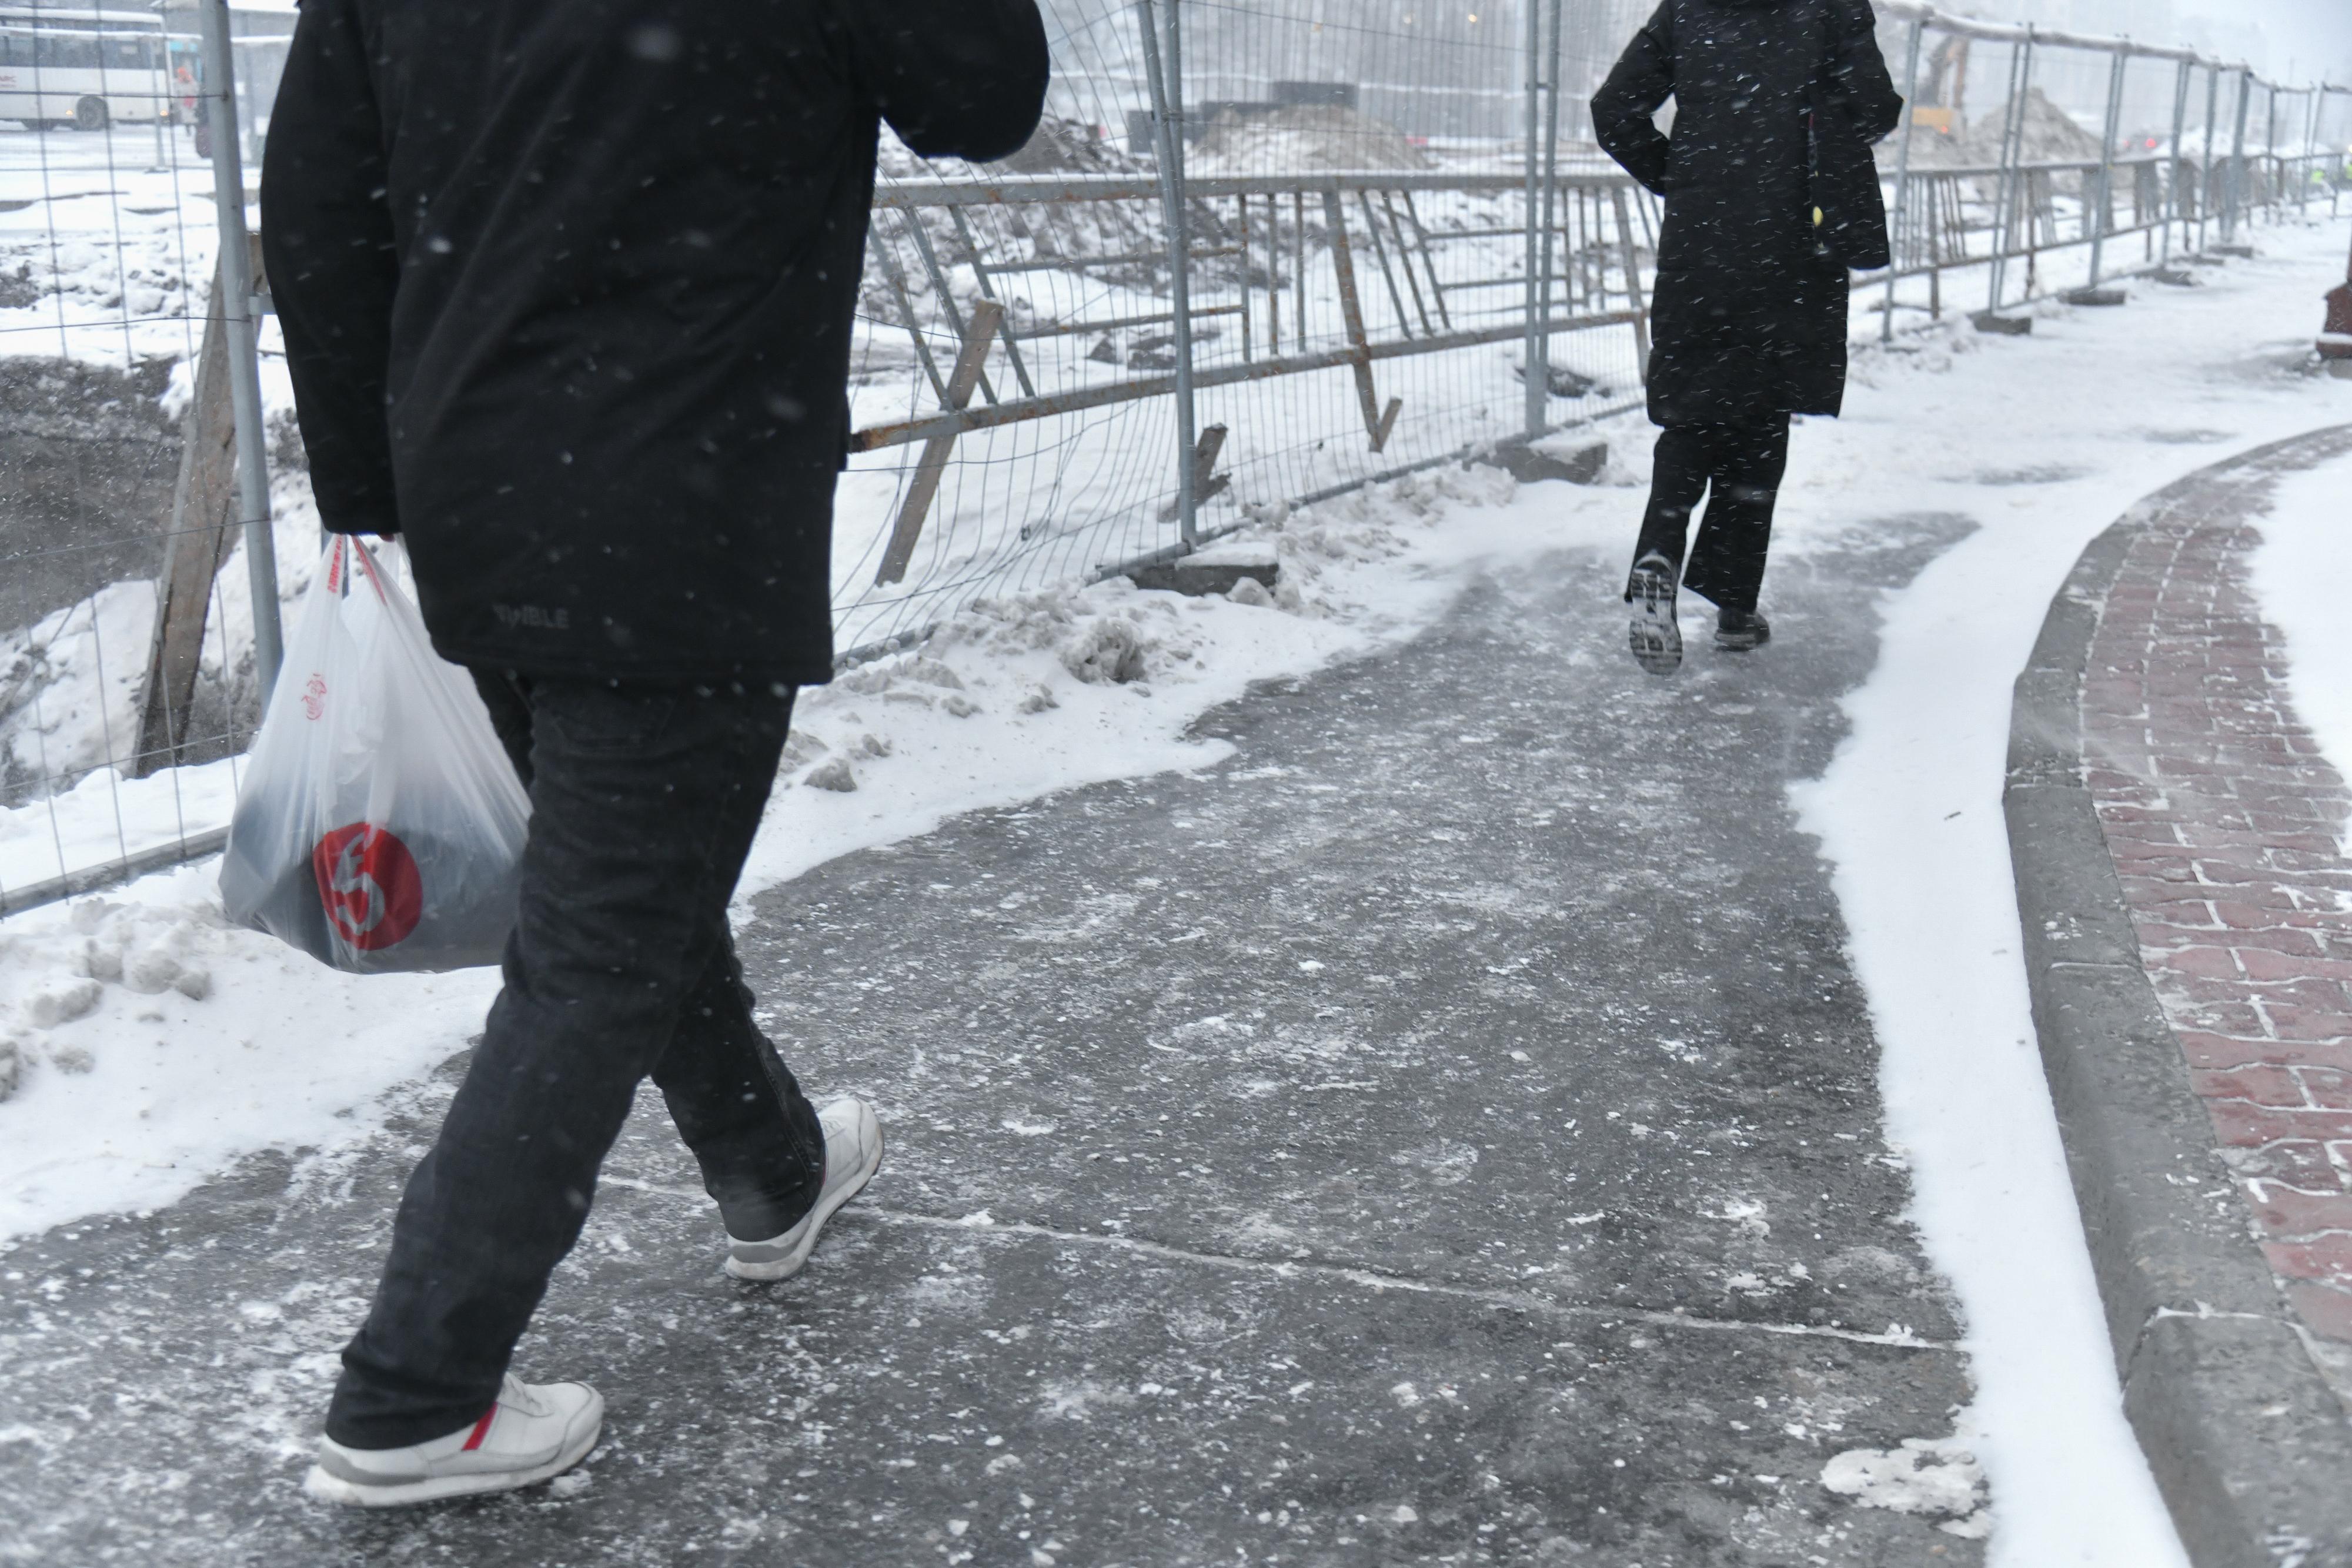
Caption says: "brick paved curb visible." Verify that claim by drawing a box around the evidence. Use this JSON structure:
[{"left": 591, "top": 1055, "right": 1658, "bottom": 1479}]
[{"left": 2006, "top": 424, "right": 2352, "bottom": 1568}]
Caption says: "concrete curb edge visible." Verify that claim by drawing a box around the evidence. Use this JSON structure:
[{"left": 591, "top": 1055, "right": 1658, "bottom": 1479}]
[{"left": 2004, "top": 424, "right": 2352, "bottom": 1568}]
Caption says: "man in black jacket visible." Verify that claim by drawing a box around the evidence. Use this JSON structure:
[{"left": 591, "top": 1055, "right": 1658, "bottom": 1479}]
[
  {"left": 261, "top": 0, "right": 1047, "bottom": 1506},
  {"left": 1593, "top": 0, "right": 1899, "bottom": 675}
]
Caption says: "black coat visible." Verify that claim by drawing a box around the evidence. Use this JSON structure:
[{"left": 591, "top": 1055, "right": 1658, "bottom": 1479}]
[
  {"left": 1593, "top": 0, "right": 1900, "bottom": 429},
  {"left": 261, "top": 0, "right": 1048, "bottom": 683}
]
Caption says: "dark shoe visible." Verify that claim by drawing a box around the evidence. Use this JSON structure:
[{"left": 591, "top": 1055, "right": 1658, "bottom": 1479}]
[
  {"left": 1627, "top": 553, "right": 1682, "bottom": 677},
  {"left": 1715, "top": 609, "right": 1772, "bottom": 652}
]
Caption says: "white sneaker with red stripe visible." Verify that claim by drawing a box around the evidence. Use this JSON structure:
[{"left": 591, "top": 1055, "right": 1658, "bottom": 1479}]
[
  {"left": 724, "top": 1096, "right": 884, "bottom": 1281},
  {"left": 303, "top": 1374, "right": 603, "bottom": 1507}
]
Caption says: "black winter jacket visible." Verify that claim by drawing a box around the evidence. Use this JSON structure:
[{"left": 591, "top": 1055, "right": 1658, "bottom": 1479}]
[
  {"left": 1593, "top": 0, "right": 1899, "bottom": 427},
  {"left": 261, "top": 0, "right": 1049, "bottom": 682}
]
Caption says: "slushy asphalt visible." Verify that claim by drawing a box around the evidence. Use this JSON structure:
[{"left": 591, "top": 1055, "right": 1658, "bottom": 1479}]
[{"left": 0, "top": 513, "right": 1990, "bottom": 1566}]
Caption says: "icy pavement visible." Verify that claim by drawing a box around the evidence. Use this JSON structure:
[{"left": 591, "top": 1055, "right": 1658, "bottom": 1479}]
[
  {"left": 0, "top": 535, "right": 1990, "bottom": 1564},
  {"left": 10, "top": 212, "right": 2352, "bottom": 1562}
]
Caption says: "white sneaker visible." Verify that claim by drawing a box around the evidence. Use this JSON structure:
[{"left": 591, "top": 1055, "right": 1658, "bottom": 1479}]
[
  {"left": 304, "top": 1373, "right": 603, "bottom": 1508},
  {"left": 724, "top": 1096, "right": 883, "bottom": 1281}
]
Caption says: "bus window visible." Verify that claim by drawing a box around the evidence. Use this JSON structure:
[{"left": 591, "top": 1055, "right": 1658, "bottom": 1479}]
[
  {"left": 103, "top": 36, "right": 143, "bottom": 72},
  {"left": 35, "top": 35, "right": 100, "bottom": 71}
]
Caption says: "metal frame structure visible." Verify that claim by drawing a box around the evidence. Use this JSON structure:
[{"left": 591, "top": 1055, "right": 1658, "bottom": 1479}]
[{"left": 5, "top": 0, "right": 2350, "bottom": 918}]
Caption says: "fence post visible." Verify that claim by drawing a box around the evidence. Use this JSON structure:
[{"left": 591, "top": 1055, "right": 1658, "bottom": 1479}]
[
  {"left": 2199, "top": 65, "right": 2220, "bottom": 253},
  {"left": 1535, "top": 0, "right": 1564, "bottom": 435},
  {"left": 2307, "top": 88, "right": 2323, "bottom": 208},
  {"left": 2164, "top": 59, "right": 2190, "bottom": 261},
  {"left": 199, "top": 0, "right": 280, "bottom": 704},
  {"left": 1882, "top": 16, "right": 1925, "bottom": 343},
  {"left": 1136, "top": 0, "right": 1197, "bottom": 547},
  {"left": 1986, "top": 32, "right": 2033, "bottom": 313},
  {"left": 2266, "top": 84, "right": 2278, "bottom": 217},
  {"left": 2085, "top": 48, "right": 2126, "bottom": 286},
  {"left": 1520, "top": 0, "right": 1545, "bottom": 440},
  {"left": 2226, "top": 68, "right": 2251, "bottom": 243}
]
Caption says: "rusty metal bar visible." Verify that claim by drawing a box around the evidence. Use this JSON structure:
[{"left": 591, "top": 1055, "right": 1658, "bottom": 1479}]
[
  {"left": 983, "top": 245, "right": 1243, "bottom": 275},
  {"left": 1008, "top": 303, "right": 1242, "bottom": 342},
  {"left": 1356, "top": 190, "right": 1414, "bottom": 339},
  {"left": 1379, "top": 191, "right": 1436, "bottom": 336},
  {"left": 1397, "top": 190, "right": 1452, "bottom": 330},
  {"left": 851, "top": 309, "right": 1639, "bottom": 455},
  {"left": 869, "top": 170, "right": 1623, "bottom": 209}
]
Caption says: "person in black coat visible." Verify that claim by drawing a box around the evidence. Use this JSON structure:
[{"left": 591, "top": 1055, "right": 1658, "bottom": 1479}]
[
  {"left": 262, "top": 0, "right": 1047, "bottom": 1505},
  {"left": 1593, "top": 0, "right": 1900, "bottom": 675}
]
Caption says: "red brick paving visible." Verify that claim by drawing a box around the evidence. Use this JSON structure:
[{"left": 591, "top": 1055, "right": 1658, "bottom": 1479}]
[{"left": 2083, "top": 513, "right": 2352, "bottom": 1348}]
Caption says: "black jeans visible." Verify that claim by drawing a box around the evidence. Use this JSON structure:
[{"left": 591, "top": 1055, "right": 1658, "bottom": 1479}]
[
  {"left": 1625, "top": 417, "right": 1793, "bottom": 614},
  {"left": 323, "top": 673, "right": 826, "bottom": 1450}
]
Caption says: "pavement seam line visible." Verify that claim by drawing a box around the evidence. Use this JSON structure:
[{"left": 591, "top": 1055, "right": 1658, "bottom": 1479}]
[{"left": 599, "top": 1174, "right": 1959, "bottom": 1353}]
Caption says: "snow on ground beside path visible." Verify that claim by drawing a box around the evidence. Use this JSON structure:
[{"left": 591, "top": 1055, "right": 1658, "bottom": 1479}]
[
  {"left": 2253, "top": 457, "right": 2352, "bottom": 857},
  {"left": 0, "top": 460, "right": 1637, "bottom": 1242},
  {"left": 1790, "top": 216, "right": 2352, "bottom": 1568},
  {"left": 733, "top": 464, "right": 1627, "bottom": 900}
]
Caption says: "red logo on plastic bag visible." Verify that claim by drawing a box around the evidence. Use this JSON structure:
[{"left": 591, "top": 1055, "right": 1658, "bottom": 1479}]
[
  {"left": 301, "top": 674, "right": 328, "bottom": 721},
  {"left": 312, "top": 824, "right": 424, "bottom": 950}
]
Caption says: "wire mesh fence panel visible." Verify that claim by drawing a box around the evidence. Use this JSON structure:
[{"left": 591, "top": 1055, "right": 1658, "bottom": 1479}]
[
  {"left": 6, "top": 0, "right": 2348, "bottom": 916},
  {"left": 0, "top": 0, "right": 293, "bottom": 915},
  {"left": 828, "top": 0, "right": 1654, "bottom": 661},
  {"left": 1870, "top": 6, "right": 2347, "bottom": 336}
]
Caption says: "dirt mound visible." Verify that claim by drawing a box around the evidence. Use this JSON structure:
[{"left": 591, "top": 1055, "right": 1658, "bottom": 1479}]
[
  {"left": 1189, "top": 104, "right": 1432, "bottom": 176},
  {"left": 1888, "top": 88, "right": 2104, "bottom": 172},
  {"left": 998, "top": 116, "right": 1151, "bottom": 178}
]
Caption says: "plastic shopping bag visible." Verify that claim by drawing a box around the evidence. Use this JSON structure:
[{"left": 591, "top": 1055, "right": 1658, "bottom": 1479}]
[{"left": 219, "top": 536, "right": 530, "bottom": 973}]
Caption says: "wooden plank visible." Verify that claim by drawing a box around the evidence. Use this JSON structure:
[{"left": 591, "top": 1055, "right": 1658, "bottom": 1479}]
[
  {"left": 1322, "top": 188, "right": 1402, "bottom": 453},
  {"left": 874, "top": 299, "right": 1004, "bottom": 587},
  {"left": 132, "top": 253, "right": 239, "bottom": 778}
]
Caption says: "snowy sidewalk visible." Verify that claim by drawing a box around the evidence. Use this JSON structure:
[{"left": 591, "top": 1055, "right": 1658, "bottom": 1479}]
[{"left": 0, "top": 532, "right": 1992, "bottom": 1564}]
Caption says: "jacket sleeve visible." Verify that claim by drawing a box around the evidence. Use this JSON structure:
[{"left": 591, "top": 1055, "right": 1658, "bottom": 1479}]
[
  {"left": 259, "top": 0, "right": 399, "bottom": 536},
  {"left": 1828, "top": 0, "right": 1903, "bottom": 144},
  {"left": 1591, "top": 3, "right": 1675, "bottom": 196},
  {"left": 826, "top": 0, "right": 1050, "bottom": 163}
]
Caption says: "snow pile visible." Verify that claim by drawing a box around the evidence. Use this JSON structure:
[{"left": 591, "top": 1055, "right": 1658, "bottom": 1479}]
[
  {"left": 1190, "top": 105, "right": 1433, "bottom": 177},
  {"left": 0, "top": 580, "right": 156, "bottom": 796},
  {"left": 0, "top": 859, "right": 497, "bottom": 1232},
  {"left": 1892, "top": 88, "right": 2104, "bottom": 173},
  {"left": 1821, "top": 1436, "right": 1989, "bottom": 1538},
  {"left": 2250, "top": 460, "right": 2352, "bottom": 856}
]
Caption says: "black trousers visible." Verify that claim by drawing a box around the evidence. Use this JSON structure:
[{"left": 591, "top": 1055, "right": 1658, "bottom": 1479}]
[
  {"left": 323, "top": 673, "right": 827, "bottom": 1450},
  {"left": 1625, "top": 417, "right": 1793, "bottom": 614}
]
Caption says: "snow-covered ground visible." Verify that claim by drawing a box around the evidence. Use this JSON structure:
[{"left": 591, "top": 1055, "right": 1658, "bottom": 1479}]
[
  {"left": 2252, "top": 457, "right": 2352, "bottom": 852},
  {"left": 1788, "top": 222, "right": 2352, "bottom": 1567},
  {"left": 1, "top": 169, "right": 2350, "bottom": 1557}
]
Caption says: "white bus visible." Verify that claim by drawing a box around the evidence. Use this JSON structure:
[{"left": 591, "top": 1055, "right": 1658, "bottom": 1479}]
[{"left": 0, "top": 4, "right": 189, "bottom": 132}]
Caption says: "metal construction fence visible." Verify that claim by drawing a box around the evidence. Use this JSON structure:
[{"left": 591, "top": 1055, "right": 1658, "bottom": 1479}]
[{"left": 2, "top": 0, "right": 2347, "bottom": 917}]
